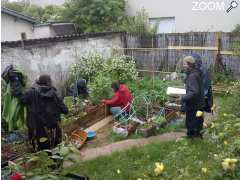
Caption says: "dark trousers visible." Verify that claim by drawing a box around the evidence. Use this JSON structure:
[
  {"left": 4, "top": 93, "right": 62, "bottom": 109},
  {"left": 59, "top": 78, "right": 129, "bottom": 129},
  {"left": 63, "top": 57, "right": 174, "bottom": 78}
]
[
  {"left": 28, "top": 124, "right": 62, "bottom": 151},
  {"left": 186, "top": 110, "right": 204, "bottom": 138}
]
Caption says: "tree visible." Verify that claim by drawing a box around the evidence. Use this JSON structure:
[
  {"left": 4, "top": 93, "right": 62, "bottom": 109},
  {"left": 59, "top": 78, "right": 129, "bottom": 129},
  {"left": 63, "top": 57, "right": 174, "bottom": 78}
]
[
  {"left": 62, "top": 0, "right": 126, "bottom": 32},
  {"left": 232, "top": 24, "right": 240, "bottom": 33},
  {"left": 1, "top": 0, "right": 27, "bottom": 12},
  {"left": 2, "top": 1, "right": 64, "bottom": 22},
  {"left": 116, "top": 8, "right": 158, "bottom": 36}
]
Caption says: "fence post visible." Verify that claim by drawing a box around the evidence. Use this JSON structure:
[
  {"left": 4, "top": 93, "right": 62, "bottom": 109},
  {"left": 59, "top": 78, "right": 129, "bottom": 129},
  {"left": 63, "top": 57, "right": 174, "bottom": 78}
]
[{"left": 215, "top": 32, "right": 225, "bottom": 72}]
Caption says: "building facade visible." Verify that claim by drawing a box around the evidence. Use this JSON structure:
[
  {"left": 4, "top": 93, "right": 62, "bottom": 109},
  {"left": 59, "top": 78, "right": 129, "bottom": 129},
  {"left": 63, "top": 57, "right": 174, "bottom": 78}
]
[
  {"left": 1, "top": 7, "right": 77, "bottom": 41},
  {"left": 126, "top": 0, "right": 240, "bottom": 33},
  {"left": 1, "top": 7, "right": 39, "bottom": 41}
]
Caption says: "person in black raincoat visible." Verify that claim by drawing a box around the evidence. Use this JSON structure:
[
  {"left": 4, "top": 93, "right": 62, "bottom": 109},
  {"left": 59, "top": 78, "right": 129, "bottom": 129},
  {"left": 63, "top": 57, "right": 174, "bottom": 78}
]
[
  {"left": 12, "top": 74, "right": 68, "bottom": 151},
  {"left": 180, "top": 56, "right": 205, "bottom": 138},
  {"left": 192, "top": 53, "right": 213, "bottom": 112}
]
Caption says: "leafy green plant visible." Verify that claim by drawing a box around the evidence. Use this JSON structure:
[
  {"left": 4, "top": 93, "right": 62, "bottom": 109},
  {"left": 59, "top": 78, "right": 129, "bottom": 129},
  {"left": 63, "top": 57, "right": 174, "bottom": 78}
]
[
  {"left": 62, "top": 0, "right": 126, "bottom": 32},
  {"left": 116, "top": 8, "right": 158, "bottom": 36},
  {"left": 232, "top": 40, "right": 240, "bottom": 56},
  {"left": 71, "top": 53, "right": 105, "bottom": 82},
  {"left": 2, "top": 84, "right": 27, "bottom": 131},
  {"left": 89, "top": 73, "right": 113, "bottom": 104},
  {"left": 232, "top": 24, "right": 240, "bottom": 33},
  {"left": 103, "top": 55, "right": 138, "bottom": 83},
  {"left": 2, "top": 1, "right": 63, "bottom": 22}
]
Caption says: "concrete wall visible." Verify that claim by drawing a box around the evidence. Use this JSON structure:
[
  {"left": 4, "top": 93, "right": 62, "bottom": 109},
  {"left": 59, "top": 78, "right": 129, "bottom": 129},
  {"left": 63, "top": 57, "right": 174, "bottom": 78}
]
[
  {"left": 126, "top": 0, "right": 240, "bottom": 32},
  {"left": 1, "top": 13, "right": 35, "bottom": 41},
  {"left": 1, "top": 34, "right": 124, "bottom": 92},
  {"left": 33, "top": 26, "right": 56, "bottom": 39}
]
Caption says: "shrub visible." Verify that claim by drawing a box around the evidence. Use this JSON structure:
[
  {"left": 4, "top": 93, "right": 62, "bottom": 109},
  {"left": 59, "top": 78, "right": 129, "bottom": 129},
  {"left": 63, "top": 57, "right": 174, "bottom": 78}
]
[
  {"left": 103, "top": 55, "right": 138, "bottom": 83},
  {"left": 71, "top": 53, "right": 105, "bottom": 82},
  {"left": 89, "top": 73, "right": 113, "bottom": 104}
]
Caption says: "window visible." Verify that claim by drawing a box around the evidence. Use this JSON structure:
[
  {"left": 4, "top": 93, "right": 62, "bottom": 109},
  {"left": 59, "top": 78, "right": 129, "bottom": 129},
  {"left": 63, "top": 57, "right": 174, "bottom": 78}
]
[
  {"left": 149, "top": 17, "right": 175, "bottom": 33},
  {"left": 21, "top": 32, "right": 27, "bottom": 40}
]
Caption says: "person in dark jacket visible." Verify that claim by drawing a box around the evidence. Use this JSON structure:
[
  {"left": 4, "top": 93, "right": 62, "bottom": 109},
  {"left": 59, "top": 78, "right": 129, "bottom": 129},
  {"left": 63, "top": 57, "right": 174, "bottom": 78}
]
[
  {"left": 102, "top": 81, "right": 132, "bottom": 119},
  {"left": 66, "top": 79, "right": 89, "bottom": 99},
  {"left": 180, "top": 56, "right": 205, "bottom": 138},
  {"left": 13, "top": 74, "right": 68, "bottom": 151},
  {"left": 76, "top": 79, "right": 89, "bottom": 99},
  {"left": 192, "top": 53, "right": 213, "bottom": 112}
]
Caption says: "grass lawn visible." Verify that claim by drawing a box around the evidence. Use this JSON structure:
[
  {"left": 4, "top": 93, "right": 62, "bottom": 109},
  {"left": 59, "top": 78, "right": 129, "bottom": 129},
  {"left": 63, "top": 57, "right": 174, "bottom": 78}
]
[{"left": 63, "top": 139, "right": 225, "bottom": 180}]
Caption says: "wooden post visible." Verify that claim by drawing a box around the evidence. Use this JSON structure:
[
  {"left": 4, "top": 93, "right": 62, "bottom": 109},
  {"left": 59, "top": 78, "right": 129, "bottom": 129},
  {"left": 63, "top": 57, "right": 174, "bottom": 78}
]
[
  {"left": 152, "top": 35, "right": 155, "bottom": 89},
  {"left": 215, "top": 32, "right": 225, "bottom": 72}
]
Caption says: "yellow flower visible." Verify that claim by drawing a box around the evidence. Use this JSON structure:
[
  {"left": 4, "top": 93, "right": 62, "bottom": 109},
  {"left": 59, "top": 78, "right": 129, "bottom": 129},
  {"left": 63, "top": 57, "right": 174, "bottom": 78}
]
[
  {"left": 224, "top": 141, "right": 228, "bottom": 145},
  {"left": 137, "top": 178, "right": 142, "bottom": 180},
  {"left": 201, "top": 167, "right": 207, "bottom": 173},
  {"left": 196, "top": 111, "right": 204, "bottom": 117},
  {"left": 222, "top": 158, "right": 238, "bottom": 170},
  {"left": 117, "top": 169, "right": 121, "bottom": 174},
  {"left": 154, "top": 162, "right": 164, "bottom": 176},
  {"left": 222, "top": 161, "right": 229, "bottom": 170}
]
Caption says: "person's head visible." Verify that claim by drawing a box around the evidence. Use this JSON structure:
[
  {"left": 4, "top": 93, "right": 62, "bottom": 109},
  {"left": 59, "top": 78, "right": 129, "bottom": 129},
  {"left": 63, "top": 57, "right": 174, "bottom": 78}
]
[
  {"left": 111, "top": 80, "right": 120, "bottom": 92},
  {"left": 37, "top": 74, "right": 52, "bottom": 86},
  {"left": 192, "top": 53, "right": 202, "bottom": 69},
  {"left": 182, "top": 56, "right": 196, "bottom": 72},
  {"left": 77, "top": 79, "right": 87, "bottom": 88}
]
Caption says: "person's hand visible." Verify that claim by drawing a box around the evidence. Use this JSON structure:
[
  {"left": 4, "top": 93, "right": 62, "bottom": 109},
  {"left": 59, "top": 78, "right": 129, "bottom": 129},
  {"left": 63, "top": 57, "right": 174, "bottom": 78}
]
[{"left": 101, "top": 99, "right": 107, "bottom": 104}]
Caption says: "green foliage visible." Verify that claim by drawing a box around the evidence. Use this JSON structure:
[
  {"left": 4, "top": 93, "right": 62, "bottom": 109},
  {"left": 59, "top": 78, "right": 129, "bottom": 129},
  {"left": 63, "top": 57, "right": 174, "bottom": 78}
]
[
  {"left": 128, "top": 77, "right": 169, "bottom": 106},
  {"left": 2, "top": 83, "right": 27, "bottom": 131},
  {"left": 211, "top": 69, "right": 234, "bottom": 84},
  {"left": 116, "top": 8, "right": 158, "bottom": 36},
  {"left": 89, "top": 73, "right": 113, "bottom": 104},
  {"left": 2, "top": 1, "right": 63, "bottom": 22},
  {"left": 232, "top": 24, "right": 240, "bottom": 33},
  {"left": 2, "top": 0, "right": 26, "bottom": 12},
  {"left": 232, "top": 40, "right": 240, "bottom": 56},
  {"left": 70, "top": 53, "right": 138, "bottom": 104},
  {"left": 62, "top": 96, "right": 88, "bottom": 126},
  {"left": 8, "top": 142, "right": 80, "bottom": 179},
  {"left": 71, "top": 53, "right": 105, "bottom": 82},
  {"left": 103, "top": 55, "right": 138, "bottom": 83},
  {"left": 218, "top": 81, "right": 240, "bottom": 117},
  {"left": 63, "top": 140, "right": 233, "bottom": 180},
  {"left": 62, "top": 0, "right": 126, "bottom": 32}
]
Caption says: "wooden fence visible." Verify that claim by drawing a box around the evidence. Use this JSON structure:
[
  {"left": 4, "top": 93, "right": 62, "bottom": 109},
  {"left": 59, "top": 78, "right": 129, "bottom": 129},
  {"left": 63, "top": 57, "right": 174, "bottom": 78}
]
[{"left": 115, "top": 32, "right": 240, "bottom": 77}]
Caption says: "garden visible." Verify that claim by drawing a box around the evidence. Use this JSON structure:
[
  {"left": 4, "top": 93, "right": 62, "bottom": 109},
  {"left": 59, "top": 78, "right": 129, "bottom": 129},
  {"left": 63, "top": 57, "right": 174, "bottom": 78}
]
[{"left": 1, "top": 50, "right": 240, "bottom": 179}]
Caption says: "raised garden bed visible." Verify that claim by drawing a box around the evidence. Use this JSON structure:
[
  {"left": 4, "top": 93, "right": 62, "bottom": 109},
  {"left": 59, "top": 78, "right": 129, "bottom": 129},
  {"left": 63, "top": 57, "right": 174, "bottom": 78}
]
[
  {"left": 1, "top": 142, "right": 30, "bottom": 167},
  {"left": 63, "top": 104, "right": 109, "bottom": 135}
]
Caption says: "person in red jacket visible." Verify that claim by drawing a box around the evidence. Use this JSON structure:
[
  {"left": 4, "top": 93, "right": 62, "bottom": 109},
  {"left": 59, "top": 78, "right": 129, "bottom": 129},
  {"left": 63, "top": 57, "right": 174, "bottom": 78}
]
[{"left": 102, "top": 81, "right": 132, "bottom": 119}]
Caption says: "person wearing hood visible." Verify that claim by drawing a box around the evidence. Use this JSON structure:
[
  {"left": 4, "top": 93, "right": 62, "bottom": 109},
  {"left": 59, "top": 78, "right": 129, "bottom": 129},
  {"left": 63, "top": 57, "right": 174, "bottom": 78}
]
[
  {"left": 66, "top": 79, "right": 89, "bottom": 99},
  {"left": 192, "top": 53, "right": 213, "bottom": 113},
  {"left": 12, "top": 74, "right": 68, "bottom": 151},
  {"left": 102, "top": 81, "right": 132, "bottom": 119},
  {"left": 180, "top": 56, "right": 205, "bottom": 138}
]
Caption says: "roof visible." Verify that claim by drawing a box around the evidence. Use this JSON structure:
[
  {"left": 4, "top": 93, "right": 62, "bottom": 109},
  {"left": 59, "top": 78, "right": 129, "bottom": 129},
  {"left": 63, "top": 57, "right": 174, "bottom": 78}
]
[
  {"left": 1, "top": 7, "right": 40, "bottom": 24},
  {"left": 34, "top": 22, "right": 77, "bottom": 36},
  {"left": 1, "top": 31, "right": 124, "bottom": 48},
  {"left": 34, "top": 22, "right": 74, "bottom": 27}
]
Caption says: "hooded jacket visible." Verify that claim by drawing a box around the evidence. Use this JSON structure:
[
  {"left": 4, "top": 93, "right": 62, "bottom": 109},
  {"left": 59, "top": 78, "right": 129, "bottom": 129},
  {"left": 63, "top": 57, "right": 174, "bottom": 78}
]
[
  {"left": 181, "top": 68, "right": 204, "bottom": 111},
  {"left": 19, "top": 84, "right": 68, "bottom": 129},
  {"left": 105, "top": 84, "right": 132, "bottom": 112}
]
